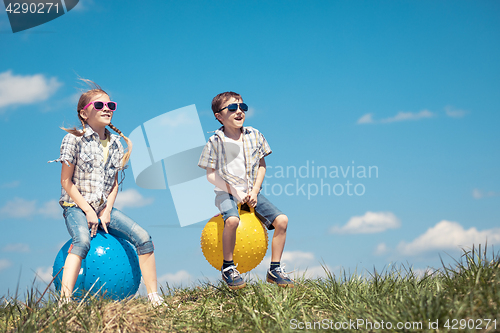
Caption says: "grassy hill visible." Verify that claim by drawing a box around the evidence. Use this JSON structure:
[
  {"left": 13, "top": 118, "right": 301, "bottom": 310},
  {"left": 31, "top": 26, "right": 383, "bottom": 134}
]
[{"left": 1, "top": 246, "right": 499, "bottom": 332}]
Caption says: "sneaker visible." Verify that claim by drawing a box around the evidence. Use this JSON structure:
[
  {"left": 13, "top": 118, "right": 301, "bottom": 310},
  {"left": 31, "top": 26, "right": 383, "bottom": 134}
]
[
  {"left": 148, "top": 292, "right": 167, "bottom": 308},
  {"left": 221, "top": 264, "right": 246, "bottom": 290},
  {"left": 267, "top": 265, "right": 294, "bottom": 287},
  {"left": 57, "top": 297, "right": 73, "bottom": 308}
]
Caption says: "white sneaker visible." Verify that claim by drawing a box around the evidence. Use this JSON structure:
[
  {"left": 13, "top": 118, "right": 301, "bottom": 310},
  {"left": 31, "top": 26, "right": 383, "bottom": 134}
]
[{"left": 148, "top": 292, "right": 166, "bottom": 308}]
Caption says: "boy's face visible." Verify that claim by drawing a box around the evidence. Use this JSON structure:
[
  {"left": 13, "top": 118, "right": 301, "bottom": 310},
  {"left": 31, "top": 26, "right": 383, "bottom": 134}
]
[{"left": 215, "top": 97, "right": 245, "bottom": 130}]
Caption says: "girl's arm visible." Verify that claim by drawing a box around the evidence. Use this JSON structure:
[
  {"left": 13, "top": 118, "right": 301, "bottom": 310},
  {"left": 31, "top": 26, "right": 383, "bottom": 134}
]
[
  {"left": 247, "top": 157, "right": 266, "bottom": 207},
  {"left": 98, "top": 174, "right": 119, "bottom": 226},
  {"left": 61, "top": 162, "right": 107, "bottom": 236},
  {"left": 206, "top": 168, "right": 247, "bottom": 203}
]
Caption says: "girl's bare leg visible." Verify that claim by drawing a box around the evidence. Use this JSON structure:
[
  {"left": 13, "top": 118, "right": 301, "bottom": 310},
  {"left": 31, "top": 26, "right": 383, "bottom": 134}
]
[
  {"left": 139, "top": 252, "right": 158, "bottom": 294},
  {"left": 60, "top": 253, "right": 82, "bottom": 300}
]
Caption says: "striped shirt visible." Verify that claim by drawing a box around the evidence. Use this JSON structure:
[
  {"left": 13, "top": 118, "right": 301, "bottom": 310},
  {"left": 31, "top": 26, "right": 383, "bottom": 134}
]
[
  {"left": 198, "top": 126, "right": 272, "bottom": 192},
  {"left": 49, "top": 125, "right": 124, "bottom": 212}
]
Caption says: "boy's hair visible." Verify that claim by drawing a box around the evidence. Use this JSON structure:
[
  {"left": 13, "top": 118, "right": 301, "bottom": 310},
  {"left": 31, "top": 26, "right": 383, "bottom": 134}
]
[
  {"left": 61, "top": 79, "right": 132, "bottom": 168},
  {"left": 211, "top": 91, "right": 242, "bottom": 124}
]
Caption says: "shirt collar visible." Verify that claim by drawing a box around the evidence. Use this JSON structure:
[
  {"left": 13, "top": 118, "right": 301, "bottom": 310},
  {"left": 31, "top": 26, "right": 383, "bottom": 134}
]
[
  {"left": 214, "top": 126, "right": 250, "bottom": 138},
  {"left": 83, "top": 124, "right": 113, "bottom": 141}
]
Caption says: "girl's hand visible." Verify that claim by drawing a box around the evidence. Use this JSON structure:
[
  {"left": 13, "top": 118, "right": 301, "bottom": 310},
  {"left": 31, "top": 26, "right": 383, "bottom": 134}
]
[
  {"left": 98, "top": 209, "right": 111, "bottom": 234},
  {"left": 247, "top": 189, "right": 258, "bottom": 208},
  {"left": 85, "top": 210, "right": 100, "bottom": 237}
]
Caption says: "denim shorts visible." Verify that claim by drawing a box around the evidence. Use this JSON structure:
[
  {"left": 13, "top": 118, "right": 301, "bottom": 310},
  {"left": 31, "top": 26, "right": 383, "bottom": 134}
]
[
  {"left": 214, "top": 191, "right": 284, "bottom": 230},
  {"left": 63, "top": 206, "right": 154, "bottom": 258}
]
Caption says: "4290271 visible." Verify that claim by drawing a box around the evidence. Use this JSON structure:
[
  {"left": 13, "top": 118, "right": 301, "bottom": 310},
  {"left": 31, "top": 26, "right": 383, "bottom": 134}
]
[
  {"left": 444, "top": 318, "right": 497, "bottom": 330},
  {"left": 5, "top": 2, "right": 60, "bottom": 14}
]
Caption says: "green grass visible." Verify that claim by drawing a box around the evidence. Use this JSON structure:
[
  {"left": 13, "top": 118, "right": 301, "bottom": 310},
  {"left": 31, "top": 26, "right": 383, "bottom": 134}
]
[{"left": 1, "top": 245, "right": 499, "bottom": 332}]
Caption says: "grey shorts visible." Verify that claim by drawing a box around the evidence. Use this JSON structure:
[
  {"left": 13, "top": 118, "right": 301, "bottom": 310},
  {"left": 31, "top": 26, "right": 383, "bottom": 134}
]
[{"left": 214, "top": 191, "right": 284, "bottom": 230}]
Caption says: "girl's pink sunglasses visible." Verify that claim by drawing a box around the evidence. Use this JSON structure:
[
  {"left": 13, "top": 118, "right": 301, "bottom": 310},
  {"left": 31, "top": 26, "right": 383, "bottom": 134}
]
[{"left": 84, "top": 101, "right": 118, "bottom": 111}]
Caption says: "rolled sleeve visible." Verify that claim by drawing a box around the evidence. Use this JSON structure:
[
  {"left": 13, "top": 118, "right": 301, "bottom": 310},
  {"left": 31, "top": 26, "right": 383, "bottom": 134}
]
[
  {"left": 61, "top": 134, "right": 78, "bottom": 165},
  {"left": 48, "top": 133, "right": 77, "bottom": 166},
  {"left": 110, "top": 139, "right": 125, "bottom": 170},
  {"left": 198, "top": 139, "right": 217, "bottom": 170},
  {"left": 259, "top": 132, "right": 272, "bottom": 159}
]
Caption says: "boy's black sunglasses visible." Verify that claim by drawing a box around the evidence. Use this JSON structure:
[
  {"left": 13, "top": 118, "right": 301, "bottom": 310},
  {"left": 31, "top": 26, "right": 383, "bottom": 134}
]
[{"left": 217, "top": 103, "right": 248, "bottom": 113}]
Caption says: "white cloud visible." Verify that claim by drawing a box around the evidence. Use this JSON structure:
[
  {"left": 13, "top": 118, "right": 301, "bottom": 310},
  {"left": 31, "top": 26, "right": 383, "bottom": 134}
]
[
  {"left": 245, "top": 107, "right": 255, "bottom": 118},
  {"left": 1, "top": 181, "right": 20, "bottom": 188},
  {"left": 40, "top": 91, "right": 82, "bottom": 113},
  {"left": 445, "top": 106, "right": 467, "bottom": 118},
  {"left": 330, "top": 211, "right": 401, "bottom": 234},
  {"left": 69, "top": 92, "right": 81, "bottom": 104},
  {"left": 157, "top": 270, "right": 192, "bottom": 287},
  {"left": 411, "top": 267, "right": 437, "bottom": 278},
  {"left": 35, "top": 267, "right": 53, "bottom": 284},
  {"left": 0, "top": 259, "right": 12, "bottom": 272},
  {"left": 280, "top": 250, "right": 315, "bottom": 266},
  {"left": 382, "top": 110, "right": 434, "bottom": 123},
  {"left": 357, "top": 113, "right": 374, "bottom": 124},
  {"left": 357, "top": 110, "right": 435, "bottom": 124},
  {"left": 472, "top": 188, "right": 499, "bottom": 199},
  {"left": 374, "top": 243, "right": 388, "bottom": 256},
  {"left": 0, "top": 197, "right": 37, "bottom": 218},
  {"left": 254, "top": 251, "right": 333, "bottom": 279},
  {"left": 114, "top": 189, "right": 154, "bottom": 210},
  {"left": 0, "top": 197, "right": 61, "bottom": 219},
  {"left": 136, "top": 269, "right": 194, "bottom": 296},
  {"left": 397, "top": 220, "right": 500, "bottom": 256},
  {"left": 38, "top": 200, "right": 61, "bottom": 219},
  {"left": 2, "top": 243, "right": 30, "bottom": 253},
  {"left": 0, "top": 71, "right": 62, "bottom": 110}
]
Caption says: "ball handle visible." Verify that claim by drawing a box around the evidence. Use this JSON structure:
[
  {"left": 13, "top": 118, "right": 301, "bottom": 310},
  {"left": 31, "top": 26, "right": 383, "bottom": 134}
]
[{"left": 238, "top": 203, "right": 254, "bottom": 214}]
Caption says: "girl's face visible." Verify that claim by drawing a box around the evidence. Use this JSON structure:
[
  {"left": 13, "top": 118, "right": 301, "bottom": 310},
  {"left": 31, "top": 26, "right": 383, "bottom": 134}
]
[{"left": 80, "top": 93, "right": 114, "bottom": 130}]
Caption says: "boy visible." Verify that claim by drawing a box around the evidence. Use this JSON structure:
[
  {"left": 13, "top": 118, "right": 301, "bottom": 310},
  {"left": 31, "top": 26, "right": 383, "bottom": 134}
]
[{"left": 198, "top": 91, "right": 293, "bottom": 289}]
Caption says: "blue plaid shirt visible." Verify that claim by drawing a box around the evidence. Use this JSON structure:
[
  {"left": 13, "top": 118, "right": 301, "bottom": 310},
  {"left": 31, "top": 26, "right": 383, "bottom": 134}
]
[
  {"left": 198, "top": 126, "right": 272, "bottom": 192},
  {"left": 49, "top": 125, "right": 124, "bottom": 212}
]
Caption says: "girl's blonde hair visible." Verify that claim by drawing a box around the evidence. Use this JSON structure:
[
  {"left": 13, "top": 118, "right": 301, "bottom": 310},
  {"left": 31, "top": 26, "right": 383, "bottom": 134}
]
[{"left": 62, "top": 79, "right": 132, "bottom": 168}]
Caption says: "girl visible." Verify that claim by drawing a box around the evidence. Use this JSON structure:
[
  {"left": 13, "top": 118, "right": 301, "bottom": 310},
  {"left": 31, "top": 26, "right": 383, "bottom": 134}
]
[{"left": 51, "top": 81, "right": 163, "bottom": 306}]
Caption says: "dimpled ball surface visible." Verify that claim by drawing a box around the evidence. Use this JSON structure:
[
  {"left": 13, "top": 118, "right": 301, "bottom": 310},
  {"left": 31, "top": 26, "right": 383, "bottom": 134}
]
[
  {"left": 53, "top": 230, "right": 141, "bottom": 300},
  {"left": 201, "top": 207, "right": 268, "bottom": 273}
]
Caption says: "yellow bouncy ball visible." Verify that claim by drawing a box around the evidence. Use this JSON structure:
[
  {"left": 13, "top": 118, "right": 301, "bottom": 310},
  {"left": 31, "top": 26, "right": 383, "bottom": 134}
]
[{"left": 201, "top": 205, "right": 268, "bottom": 273}]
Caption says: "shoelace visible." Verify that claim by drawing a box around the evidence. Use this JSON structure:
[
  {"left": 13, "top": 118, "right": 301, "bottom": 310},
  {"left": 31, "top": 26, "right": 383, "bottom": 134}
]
[
  {"left": 223, "top": 264, "right": 241, "bottom": 279},
  {"left": 273, "top": 264, "right": 294, "bottom": 278}
]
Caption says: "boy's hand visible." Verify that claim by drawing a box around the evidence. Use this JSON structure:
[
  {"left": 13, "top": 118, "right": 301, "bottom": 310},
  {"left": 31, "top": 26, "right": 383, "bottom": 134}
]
[
  {"left": 247, "top": 189, "right": 259, "bottom": 207},
  {"left": 234, "top": 189, "right": 248, "bottom": 203}
]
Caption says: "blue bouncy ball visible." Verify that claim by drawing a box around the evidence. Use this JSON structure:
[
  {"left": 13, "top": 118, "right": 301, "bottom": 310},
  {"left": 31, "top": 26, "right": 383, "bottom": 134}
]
[{"left": 53, "top": 230, "right": 141, "bottom": 300}]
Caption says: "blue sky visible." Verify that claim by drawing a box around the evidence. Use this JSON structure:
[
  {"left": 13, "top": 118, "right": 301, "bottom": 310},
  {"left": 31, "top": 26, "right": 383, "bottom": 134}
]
[{"left": 1, "top": 0, "right": 499, "bottom": 298}]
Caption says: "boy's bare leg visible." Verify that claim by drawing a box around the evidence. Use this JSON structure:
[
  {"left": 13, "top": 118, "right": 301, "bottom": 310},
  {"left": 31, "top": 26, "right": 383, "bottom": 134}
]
[
  {"left": 222, "top": 217, "right": 240, "bottom": 260},
  {"left": 271, "top": 215, "right": 289, "bottom": 262},
  {"left": 267, "top": 214, "right": 293, "bottom": 287},
  {"left": 221, "top": 216, "right": 246, "bottom": 289},
  {"left": 60, "top": 253, "right": 82, "bottom": 300}
]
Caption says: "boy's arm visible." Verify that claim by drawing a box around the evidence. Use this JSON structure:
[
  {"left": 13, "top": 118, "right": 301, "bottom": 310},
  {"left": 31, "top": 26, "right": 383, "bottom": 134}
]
[
  {"left": 206, "top": 168, "right": 247, "bottom": 203},
  {"left": 247, "top": 157, "right": 266, "bottom": 207}
]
